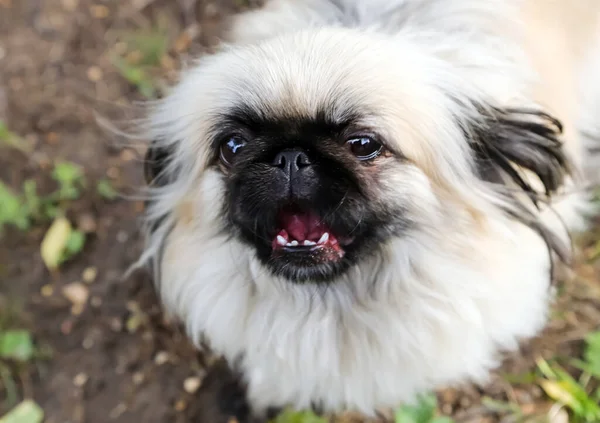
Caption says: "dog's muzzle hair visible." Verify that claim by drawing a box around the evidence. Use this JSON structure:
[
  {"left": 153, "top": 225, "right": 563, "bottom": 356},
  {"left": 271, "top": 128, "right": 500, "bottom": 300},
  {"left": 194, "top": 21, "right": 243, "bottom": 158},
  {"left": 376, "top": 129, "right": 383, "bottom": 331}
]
[{"left": 135, "top": 0, "right": 599, "bottom": 419}]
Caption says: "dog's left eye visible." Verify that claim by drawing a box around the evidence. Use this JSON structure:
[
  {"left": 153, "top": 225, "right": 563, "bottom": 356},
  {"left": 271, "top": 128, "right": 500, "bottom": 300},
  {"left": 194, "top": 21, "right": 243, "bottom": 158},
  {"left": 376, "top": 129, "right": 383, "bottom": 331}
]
[
  {"left": 346, "top": 137, "right": 383, "bottom": 161},
  {"left": 220, "top": 136, "right": 247, "bottom": 166}
]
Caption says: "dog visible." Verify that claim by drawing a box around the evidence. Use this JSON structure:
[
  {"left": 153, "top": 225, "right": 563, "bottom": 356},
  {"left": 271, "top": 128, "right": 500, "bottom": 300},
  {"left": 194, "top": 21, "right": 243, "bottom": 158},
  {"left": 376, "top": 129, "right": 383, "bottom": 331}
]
[{"left": 137, "top": 0, "right": 600, "bottom": 420}]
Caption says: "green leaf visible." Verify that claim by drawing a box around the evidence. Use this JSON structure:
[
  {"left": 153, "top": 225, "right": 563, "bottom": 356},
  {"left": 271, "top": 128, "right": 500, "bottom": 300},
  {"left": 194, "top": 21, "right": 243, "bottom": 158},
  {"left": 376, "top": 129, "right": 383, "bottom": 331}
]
[
  {"left": 62, "top": 230, "right": 86, "bottom": 262},
  {"left": 395, "top": 394, "right": 439, "bottom": 423},
  {"left": 0, "top": 122, "right": 32, "bottom": 154},
  {"left": 0, "top": 400, "right": 44, "bottom": 423},
  {"left": 124, "top": 30, "right": 168, "bottom": 66},
  {"left": 538, "top": 358, "right": 600, "bottom": 421},
  {"left": 96, "top": 178, "right": 118, "bottom": 200},
  {"left": 22, "top": 179, "right": 41, "bottom": 219},
  {"left": 112, "top": 57, "right": 157, "bottom": 98},
  {"left": 0, "top": 182, "right": 30, "bottom": 233},
  {"left": 270, "top": 409, "right": 328, "bottom": 423},
  {"left": 583, "top": 331, "right": 600, "bottom": 378},
  {"left": 51, "top": 161, "right": 85, "bottom": 201},
  {"left": 52, "top": 162, "right": 83, "bottom": 186},
  {"left": 0, "top": 330, "right": 34, "bottom": 362}
]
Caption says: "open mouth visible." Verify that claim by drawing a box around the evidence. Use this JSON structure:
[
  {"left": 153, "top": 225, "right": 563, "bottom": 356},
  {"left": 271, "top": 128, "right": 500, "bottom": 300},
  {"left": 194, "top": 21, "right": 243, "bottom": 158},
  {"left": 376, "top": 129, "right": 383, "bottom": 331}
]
[{"left": 270, "top": 206, "right": 348, "bottom": 261}]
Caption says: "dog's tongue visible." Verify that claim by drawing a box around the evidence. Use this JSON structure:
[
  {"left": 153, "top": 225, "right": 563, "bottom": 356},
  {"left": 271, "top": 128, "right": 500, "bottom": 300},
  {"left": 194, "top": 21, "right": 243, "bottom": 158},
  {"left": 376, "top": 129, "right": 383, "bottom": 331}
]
[{"left": 279, "top": 210, "right": 325, "bottom": 241}]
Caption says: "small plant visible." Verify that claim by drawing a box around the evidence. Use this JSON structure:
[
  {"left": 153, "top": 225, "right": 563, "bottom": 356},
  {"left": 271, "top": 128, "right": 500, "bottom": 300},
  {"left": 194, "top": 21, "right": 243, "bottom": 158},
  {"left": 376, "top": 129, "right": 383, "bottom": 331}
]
[
  {"left": 0, "top": 182, "right": 30, "bottom": 234},
  {"left": 40, "top": 217, "right": 86, "bottom": 271},
  {"left": 123, "top": 29, "right": 168, "bottom": 67},
  {"left": 270, "top": 409, "right": 327, "bottom": 423},
  {"left": 0, "top": 328, "right": 35, "bottom": 409},
  {"left": 536, "top": 333, "right": 600, "bottom": 423},
  {"left": 0, "top": 331, "right": 34, "bottom": 363},
  {"left": 0, "top": 161, "right": 87, "bottom": 233},
  {"left": 112, "top": 27, "right": 169, "bottom": 98},
  {"left": 51, "top": 161, "right": 86, "bottom": 202},
  {"left": 113, "top": 57, "right": 157, "bottom": 98},
  {"left": 394, "top": 394, "right": 454, "bottom": 423},
  {"left": 0, "top": 121, "right": 32, "bottom": 154},
  {"left": 96, "top": 178, "right": 118, "bottom": 200}
]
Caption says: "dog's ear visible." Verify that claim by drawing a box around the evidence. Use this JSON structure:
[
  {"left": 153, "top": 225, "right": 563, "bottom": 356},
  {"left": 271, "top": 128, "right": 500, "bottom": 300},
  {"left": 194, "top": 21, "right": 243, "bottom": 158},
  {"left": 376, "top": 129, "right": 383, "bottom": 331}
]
[
  {"left": 467, "top": 107, "right": 574, "bottom": 268},
  {"left": 468, "top": 107, "right": 571, "bottom": 204},
  {"left": 143, "top": 142, "right": 173, "bottom": 187}
]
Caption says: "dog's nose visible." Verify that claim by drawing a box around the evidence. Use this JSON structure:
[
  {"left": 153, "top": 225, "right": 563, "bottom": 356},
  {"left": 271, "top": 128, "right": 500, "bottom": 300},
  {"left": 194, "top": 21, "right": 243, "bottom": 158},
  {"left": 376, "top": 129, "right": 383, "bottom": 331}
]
[{"left": 272, "top": 149, "right": 312, "bottom": 179}]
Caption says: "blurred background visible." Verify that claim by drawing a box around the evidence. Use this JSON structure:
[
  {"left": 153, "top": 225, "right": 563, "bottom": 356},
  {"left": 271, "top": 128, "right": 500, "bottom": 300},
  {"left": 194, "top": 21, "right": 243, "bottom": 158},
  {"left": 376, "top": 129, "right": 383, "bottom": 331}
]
[{"left": 0, "top": 1, "right": 599, "bottom": 423}]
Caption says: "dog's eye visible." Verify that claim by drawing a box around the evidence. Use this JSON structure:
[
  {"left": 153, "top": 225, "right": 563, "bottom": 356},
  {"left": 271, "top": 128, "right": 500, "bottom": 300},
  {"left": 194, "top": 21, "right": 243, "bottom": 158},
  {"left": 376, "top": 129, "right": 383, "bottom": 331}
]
[
  {"left": 346, "top": 137, "right": 383, "bottom": 161},
  {"left": 220, "top": 136, "right": 247, "bottom": 166}
]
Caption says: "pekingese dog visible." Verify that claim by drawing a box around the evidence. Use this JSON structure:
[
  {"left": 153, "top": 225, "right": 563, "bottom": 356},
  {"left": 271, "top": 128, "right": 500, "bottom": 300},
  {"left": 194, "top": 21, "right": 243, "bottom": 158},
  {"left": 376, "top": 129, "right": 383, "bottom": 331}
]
[{"left": 137, "top": 0, "right": 600, "bottom": 420}]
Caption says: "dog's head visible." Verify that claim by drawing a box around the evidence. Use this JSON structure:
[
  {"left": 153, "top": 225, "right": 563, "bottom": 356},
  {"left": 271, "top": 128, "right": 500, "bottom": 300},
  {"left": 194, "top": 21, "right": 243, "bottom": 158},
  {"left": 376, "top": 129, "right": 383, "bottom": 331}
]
[{"left": 142, "top": 28, "right": 569, "bottom": 287}]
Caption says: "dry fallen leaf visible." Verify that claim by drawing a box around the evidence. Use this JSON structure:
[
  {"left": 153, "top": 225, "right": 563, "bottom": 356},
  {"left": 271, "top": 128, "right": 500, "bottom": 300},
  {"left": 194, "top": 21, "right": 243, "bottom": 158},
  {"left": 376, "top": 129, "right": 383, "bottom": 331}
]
[{"left": 40, "top": 216, "right": 72, "bottom": 271}]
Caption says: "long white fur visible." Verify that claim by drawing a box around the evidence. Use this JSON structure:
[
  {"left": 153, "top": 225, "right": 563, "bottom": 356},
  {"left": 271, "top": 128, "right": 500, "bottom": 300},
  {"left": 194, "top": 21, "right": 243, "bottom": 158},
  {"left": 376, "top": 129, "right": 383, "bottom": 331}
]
[{"left": 138, "top": 0, "right": 600, "bottom": 416}]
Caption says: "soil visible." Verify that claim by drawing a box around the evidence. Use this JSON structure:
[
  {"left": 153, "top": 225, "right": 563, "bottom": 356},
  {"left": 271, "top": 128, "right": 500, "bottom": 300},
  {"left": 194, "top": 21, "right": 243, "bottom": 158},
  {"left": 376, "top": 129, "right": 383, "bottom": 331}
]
[{"left": 0, "top": 1, "right": 598, "bottom": 423}]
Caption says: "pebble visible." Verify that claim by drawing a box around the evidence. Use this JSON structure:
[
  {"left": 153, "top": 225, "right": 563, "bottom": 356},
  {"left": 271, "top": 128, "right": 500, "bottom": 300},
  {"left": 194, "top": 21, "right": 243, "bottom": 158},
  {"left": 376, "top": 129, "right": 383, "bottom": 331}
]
[
  {"left": 154, "top": 351, "right": 170, "bottom": 366},
  {"left": 106, "top": 166, "right": 120, "bottom": 179},
  {"left": 41, "top": 284, "right": 54, "bottom": 297},
  {"left": 109, "top": 403, "right": 127, "bottom": 419},
  {"left": 90, "top": 296, "right": 102, "bottom": 308},
  {"left": 82, "top": 266, "right": 98, "bottom": 283},
  {"left": 119, "top": 149, "right": 136, "bottom": 162},
  {"left": 45, "top": 132, "right": 59, "bottom": 144},
  {"left": 82, "top": 336, "right": 94, "bottom": 349},
  {"left": 87, "top": 66, "right": 103, "bottom": 82},
  {"left": 61, "top": 0, "right": 79, "bottom": 11},
  {"left": 183, "top": 376, "right": 202, "bottom": 394},
  {"left": 71, "top": 304, "right": 85, "bottom": 316},
  {"left": 174, "top": 399, "right": 187, "bottom": 412},
  {"left": 117, "top": 230, "right": 129, "bottom": 243},
  {"left": 90, "top": 4, "right": 109, "bottom": 19},
  {"left": 110, "top": 318, "right": 123, "bottom": 332},
  {"left": 132, "top": 372, "right": 145, "bottom": 385},
  {"left": 62, "top": 282, "right": 90, "bottom": 306},
  {"left": 73, "top": 373, "right": 88, "bottom": 387},
  {"left": 61, "top": 319, "right": 74, "bottom": 335},
  {"left": 78, "top": 213, "right": 97, "bottom": 233}
]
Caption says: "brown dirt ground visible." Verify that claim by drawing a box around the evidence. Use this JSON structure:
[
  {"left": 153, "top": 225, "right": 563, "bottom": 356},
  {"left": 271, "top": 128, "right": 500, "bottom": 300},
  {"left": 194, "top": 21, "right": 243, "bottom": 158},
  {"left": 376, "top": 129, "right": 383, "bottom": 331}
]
[{"left": 0, "top": 1, "right": 598, "bottom": 423}]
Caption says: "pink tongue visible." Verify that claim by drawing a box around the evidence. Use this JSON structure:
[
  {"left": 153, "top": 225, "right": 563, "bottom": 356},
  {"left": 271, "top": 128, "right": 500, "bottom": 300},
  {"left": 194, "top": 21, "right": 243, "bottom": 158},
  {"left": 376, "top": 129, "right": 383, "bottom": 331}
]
[{"left": 280, "top": 212, "right": 323, "bottom": 241}]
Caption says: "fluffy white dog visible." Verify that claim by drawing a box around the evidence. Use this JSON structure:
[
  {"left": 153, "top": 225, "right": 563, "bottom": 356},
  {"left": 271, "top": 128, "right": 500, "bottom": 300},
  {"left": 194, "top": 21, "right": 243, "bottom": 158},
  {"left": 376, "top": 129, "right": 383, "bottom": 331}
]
[{"left": 138, "top": 0, "right": 600, "bottom": 420}]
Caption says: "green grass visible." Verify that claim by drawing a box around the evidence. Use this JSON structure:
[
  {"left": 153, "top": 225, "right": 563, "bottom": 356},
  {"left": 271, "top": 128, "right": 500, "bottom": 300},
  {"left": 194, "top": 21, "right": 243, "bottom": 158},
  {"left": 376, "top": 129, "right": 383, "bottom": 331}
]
[
  {"left": 112, "top": 27, "right": 169, "bottom": 98},
  {"left": 535, "top": 331, "right": 600, "bottom": 422},
  {"left": 96, "top": 178, "right": 118, "bottom": 200},
  {"left": 394, "top": 394, "right": 453, "bottom": 423},
  {"left": 271, "top": 410, "right": 328, "bottom": 423},
  {"left": 270, "top": 394, "right": 454, "bottom": 423},
  {"left": 0, "top": 303, "right": 35, "bottom": 409},
  {"left": 0, "top": 122, "right": 32, "bottom": 154}
]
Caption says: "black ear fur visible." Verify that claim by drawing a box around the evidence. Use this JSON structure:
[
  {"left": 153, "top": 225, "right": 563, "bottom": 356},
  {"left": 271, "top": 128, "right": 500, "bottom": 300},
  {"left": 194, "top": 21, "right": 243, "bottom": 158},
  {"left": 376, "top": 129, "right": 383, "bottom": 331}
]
[
  {"left": 467, "top": 107, "right": 573, "bottom": 268},
  {"left": 143, "top": 142, "right": 173, "bottom": 187},
  {"left": 469, "top": 107, "right": 571, "bottom": 206}
]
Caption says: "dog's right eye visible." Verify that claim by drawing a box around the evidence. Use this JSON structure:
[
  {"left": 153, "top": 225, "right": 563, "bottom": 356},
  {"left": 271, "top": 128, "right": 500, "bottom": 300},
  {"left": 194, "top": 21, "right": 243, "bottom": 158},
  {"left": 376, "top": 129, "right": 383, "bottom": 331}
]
[{"left": 220, "top": 136, "right": 247, "bottom": 166}]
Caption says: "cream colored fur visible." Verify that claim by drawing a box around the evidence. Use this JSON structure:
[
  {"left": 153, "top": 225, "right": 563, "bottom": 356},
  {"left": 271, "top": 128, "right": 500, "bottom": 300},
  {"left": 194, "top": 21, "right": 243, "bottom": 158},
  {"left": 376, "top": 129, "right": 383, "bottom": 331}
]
[{"left": 137, "top": 0, "right": 600, "bottom": 416}]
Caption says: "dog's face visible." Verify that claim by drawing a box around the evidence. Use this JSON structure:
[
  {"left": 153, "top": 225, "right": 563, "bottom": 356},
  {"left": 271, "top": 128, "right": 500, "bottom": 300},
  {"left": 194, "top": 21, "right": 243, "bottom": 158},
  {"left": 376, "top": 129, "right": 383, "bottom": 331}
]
[
  {"left": 144, "top": 28, "right": 568, "bottom": 286},
  {"left": 219, "top": 108, "right": 414, "bottom": 282}
]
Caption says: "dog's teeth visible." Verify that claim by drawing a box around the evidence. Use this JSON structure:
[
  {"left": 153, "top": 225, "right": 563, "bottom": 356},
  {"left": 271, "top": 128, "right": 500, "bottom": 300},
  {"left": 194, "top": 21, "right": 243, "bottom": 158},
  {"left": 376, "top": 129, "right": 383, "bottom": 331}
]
[
  {"left": 277, "top": 236, "right": 287, "bottom": 246},
  {"left": 304, "top": 240, "right": 316, "bottom": 246},
  {"left": 318, "top": 233, "right": 329, "bottom": 244},
  {"left": 290, "top": 240, "right": 299, "bottom": 247}
]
